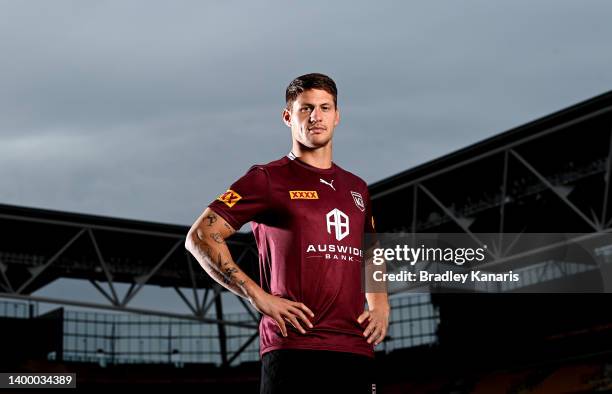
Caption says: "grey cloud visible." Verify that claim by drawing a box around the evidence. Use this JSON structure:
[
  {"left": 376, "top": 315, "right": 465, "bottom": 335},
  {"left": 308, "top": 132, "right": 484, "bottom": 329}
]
[{"left": 0, "top": 0, "right": 611, "bottom": 226}]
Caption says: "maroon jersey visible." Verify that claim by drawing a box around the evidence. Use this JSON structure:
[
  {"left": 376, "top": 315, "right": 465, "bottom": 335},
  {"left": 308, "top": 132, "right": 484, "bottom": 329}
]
[{"left": 209, "top": 153, "right": 376, "bottom": 358}]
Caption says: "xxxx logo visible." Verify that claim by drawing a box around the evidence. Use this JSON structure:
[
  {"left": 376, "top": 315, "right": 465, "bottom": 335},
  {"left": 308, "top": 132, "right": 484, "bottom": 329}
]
[
  {"left": 289, "top": 191, "right": 319, "bottom": 200},
  {"left": 217, "top": 189, "right": 242, "bottom": 208}
]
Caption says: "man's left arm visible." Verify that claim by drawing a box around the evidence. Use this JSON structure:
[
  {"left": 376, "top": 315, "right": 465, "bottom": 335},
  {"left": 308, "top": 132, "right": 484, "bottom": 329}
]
[
  {"left": 357, "top": 188, "right": 390, "bottom": 346},
  {"left": 359, "top": 242, "right": 390, "bottom": 346},
  {"left": 358, "top": 291, "right": 389, "bottom": 346}
]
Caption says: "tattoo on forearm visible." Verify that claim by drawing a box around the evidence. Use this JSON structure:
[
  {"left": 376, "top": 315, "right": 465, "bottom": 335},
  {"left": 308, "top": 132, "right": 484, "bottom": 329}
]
[
  {"left": 222, "top": 266, "right": 239, "bottom": 284},
  {"left": 219, "top": 256, "right": 237, "bottom": 285},
  {"left": 223, "top": 222, "right": 233, "bottom": 231},
  {"left": 195, "top": 241, "right": 246, "bottom": 296},
  {"left": 209, "top": 266, "right": 228, "bottom": 285},
  {"left": 205, "top": 213, "right": 217, "bottom": 226},
  {"left": 210, "top": 232, "right": 225, "bottom": 244}
]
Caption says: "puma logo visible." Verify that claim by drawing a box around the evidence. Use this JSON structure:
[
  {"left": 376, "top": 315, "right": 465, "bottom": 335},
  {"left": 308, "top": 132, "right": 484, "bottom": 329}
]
[{"left": 320, "top": 178, "right": 336, "bottom": 191}]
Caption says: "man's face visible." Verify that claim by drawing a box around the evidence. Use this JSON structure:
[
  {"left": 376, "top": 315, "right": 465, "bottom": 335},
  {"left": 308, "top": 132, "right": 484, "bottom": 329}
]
[{"left": 283, "top": 88, "right": 340, "bottom": 149}]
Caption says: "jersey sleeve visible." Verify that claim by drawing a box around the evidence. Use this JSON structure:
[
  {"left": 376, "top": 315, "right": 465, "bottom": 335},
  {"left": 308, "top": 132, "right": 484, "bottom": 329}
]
[
  {"left": 208, "top": 165, "right": 270, "bottom": 231},
  {"left": 363, "top": 186, "right": 375, "bottom": 234},
  {"left": 363, "top": 185, "right": 377, "bottom": 250}
]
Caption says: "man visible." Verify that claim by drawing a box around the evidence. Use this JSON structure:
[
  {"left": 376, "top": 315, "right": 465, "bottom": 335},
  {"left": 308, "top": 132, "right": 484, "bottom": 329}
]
[{"left": 185, "top": 73, "right": 389, "bottom": 393}]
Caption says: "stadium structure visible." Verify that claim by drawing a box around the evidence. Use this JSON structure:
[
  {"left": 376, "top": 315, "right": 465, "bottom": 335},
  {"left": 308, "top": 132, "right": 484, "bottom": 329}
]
[{"left": 1, "top": 91, "right": 612, "bottom": 392}]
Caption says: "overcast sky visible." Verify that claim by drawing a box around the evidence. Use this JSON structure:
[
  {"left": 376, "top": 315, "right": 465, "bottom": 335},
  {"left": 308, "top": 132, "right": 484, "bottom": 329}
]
[
  {"left": 2, "top": 0, "right": 611, "bottom": 227},
  {"left": 2, "top": 1, "right": 612, "bottom": 314}
]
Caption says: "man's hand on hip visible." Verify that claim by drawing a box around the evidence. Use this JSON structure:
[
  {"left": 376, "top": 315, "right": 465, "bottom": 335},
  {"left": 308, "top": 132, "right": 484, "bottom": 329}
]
[
  {"left": 357, "top": 303, "right": 389, "bottom": 346},
  {"left": 250, "top": 289, "right": 315, "bottom": 337}
]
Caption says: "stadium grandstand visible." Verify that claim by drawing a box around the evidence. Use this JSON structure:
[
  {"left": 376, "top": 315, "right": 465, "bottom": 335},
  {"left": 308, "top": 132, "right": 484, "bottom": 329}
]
[{"left": 2, "top": 91, "right": 612, "bottom": 392}]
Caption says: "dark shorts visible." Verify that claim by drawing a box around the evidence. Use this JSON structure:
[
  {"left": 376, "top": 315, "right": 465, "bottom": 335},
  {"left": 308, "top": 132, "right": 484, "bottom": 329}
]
[{"left": 260, "top": 348, "right": 376, "bottom": 394}]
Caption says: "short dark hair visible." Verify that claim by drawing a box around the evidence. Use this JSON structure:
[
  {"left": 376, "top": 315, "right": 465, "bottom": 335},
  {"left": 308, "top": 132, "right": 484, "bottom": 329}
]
[{"left": 285, "top": 73, "right": 338, "bottom": 109}]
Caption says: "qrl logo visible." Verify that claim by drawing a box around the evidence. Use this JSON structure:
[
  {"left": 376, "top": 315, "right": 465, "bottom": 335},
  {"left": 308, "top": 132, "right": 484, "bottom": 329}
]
[{"left": 326, "top": 208, "right": 350, "bottom": 241}]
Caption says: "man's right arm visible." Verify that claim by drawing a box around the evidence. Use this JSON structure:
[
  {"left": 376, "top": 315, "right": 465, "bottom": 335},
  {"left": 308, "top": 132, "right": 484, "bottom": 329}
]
[
  {"left": 184, "top": 207, "right": 258, "bottom": 298},
  {"left": 184, "top": 208, "right": 315, "bottom": 336}
]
